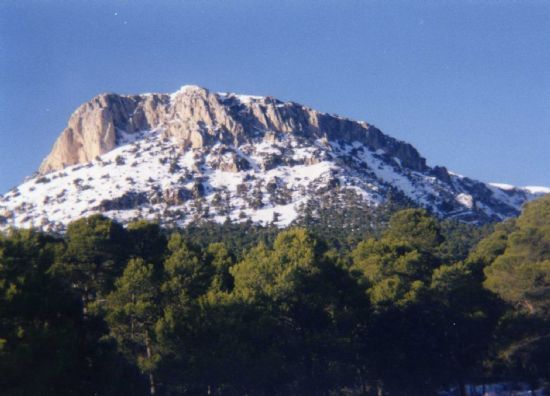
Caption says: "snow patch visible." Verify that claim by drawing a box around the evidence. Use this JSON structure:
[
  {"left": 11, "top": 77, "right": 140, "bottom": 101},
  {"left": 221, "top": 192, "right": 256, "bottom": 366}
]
[
  {"left": 455, "top": 193, "right": 474, "bottom": 209},
  {"left": 490, "top": 183, "right": 516, "bottom": 191},
  {"left": 170, "top": 85, "right": 204, "bottom": 100},
  {"left": 523, "top": 186, "right": 550, "bottom": 194},
  {"left": 1, "top": 126, "right": 543, "bottom": 232},
  {"left": 236, "top": 94, "right": 264, "bottom": 104}
]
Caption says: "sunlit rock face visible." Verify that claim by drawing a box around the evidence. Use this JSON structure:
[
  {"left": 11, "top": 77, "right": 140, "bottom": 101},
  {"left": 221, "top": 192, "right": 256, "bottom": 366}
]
[
  {"left": 39, "top": 85, "right": 427, "bottom": 174},
  {"left": 39, "top": 93, "right": 170, "bottom": 173},
  {"left": 1, "top": 85, "right": 547, "bottom": 232}
]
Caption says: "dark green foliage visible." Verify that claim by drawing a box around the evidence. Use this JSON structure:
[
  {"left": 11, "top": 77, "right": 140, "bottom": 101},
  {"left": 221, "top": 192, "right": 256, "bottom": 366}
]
[
  {"left": 383, "top": 208, "right": 443, "bottom": 253},
  {"left": 480, "top": 195, "right": 550, "bottom": 384},
  {"left": 230, "top": 228, "right": 371, "bottom": 395},
  {"left": 127, "top": 220, "right": 167, "bottom": 266},
  {"left": 437, "top": 219, "right": 493, "bottom": 263},
  {"left": 351, "top": 209, "right": 502, "bottom": 395},
  {"left": 1, "top": 199, "right": 548, "bottom": 395},
  {"left": 0, "top": 228, "right": 145, "bottom": 396},
  {"left": 178, "top": 220, "right": 279, "bottom": 260},
  {"left": 54, "top": 214, "right": 129, "bottom": 306},
  {"left": 205, "top": 242, "right": 235, "bottom": 292},
  {"left": 484, "top": 196, "right": 550, "bottom": 314},
  {"left": 102, "top": 258, "right": 162, "bottom": 395},
  {"left": 293, "top": 188, "right": 412, "bottom": 250},
  {"left": 0, "top": 229, "right": 82, "bottom": 394}
]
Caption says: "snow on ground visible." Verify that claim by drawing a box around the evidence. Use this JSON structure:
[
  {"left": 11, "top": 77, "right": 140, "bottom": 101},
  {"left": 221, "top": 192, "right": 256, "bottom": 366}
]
[
  {"left": 235, "top": 94, "right": 264, "bottom": 104},
  {"left": 490, "top": 182, "right": 515, "bottom": 191},
  {"left": 488, "top": 182, "right": 547, "bottom": 211},
  {"left": 524, "top": 185, "right": 550, "bottom": 194},
  {"left": 455, "top": 193, "right": 474, "bottom": 209},
  {"left": 0, "top": 129, "right": 367, "bottom": 231},
  {"left": 170, "top": 85, "right": 204, "bottom": 100},
  {"left": 1, "top": 126, "right": 548, "bottom": 233}
]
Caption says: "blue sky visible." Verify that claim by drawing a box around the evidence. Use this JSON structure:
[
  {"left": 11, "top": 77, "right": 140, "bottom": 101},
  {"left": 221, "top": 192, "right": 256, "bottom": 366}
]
[{"left": 1, "top": 0, "right": 549, "bottom": 193}]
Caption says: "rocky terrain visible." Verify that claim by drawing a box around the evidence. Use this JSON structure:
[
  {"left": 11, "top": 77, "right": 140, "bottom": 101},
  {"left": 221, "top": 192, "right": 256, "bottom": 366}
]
[{"left": 0, "top": 85, "right": 547, "bottom": 232}]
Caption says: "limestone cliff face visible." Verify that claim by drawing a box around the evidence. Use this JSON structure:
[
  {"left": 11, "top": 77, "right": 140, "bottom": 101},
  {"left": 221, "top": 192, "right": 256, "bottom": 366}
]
[
  {"left": 4, "top": 85, "right": 547, "bottom": 232},
  {"left": 39, "top": 85, "right": 427, "bottom": 174},
  {"left": 39, "top": 93, "right": 170, "bottom": 173}
]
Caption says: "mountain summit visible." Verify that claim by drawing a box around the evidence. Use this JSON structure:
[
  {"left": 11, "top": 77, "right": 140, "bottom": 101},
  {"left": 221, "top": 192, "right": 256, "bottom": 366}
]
[
  {"left": 1, "top": 86, "right": 547, "bottom": 232},
  {"left": 38, "top": 85, "right": 426, "bottom": 174}
]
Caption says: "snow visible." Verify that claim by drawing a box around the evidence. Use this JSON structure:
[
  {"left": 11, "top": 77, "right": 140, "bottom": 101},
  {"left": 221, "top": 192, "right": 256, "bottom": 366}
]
[
  {"left": 209, "top": 169, "right": 243, "bottom": 192},
  {"left": 448, "top": 170, "right": 464, "bottom": 178},
  {"left": 1, "top": 123, "right": 546, "bottom": 233},
  {"left": 455, "top": 193, "right": 474, "bottom": 209},
  {"left": 283, "top": 162, "right": 333, "bottom": 184},
  {"left": 236, "top": 94, "right": 264, "bottom": 104},
  {"left": 246, "top": 203, "right": 298, "bottom": 226},
  {"left": 346, "top": 142, "right": 434, "bottom": 208},
  {"left": 170, "top": 85, "right": 204, "bottom": 100},
  {"left": 117, "top": 129, "right": 157, "bottom": 145},
  {"left": 488, "top": 183, "right": 550, "bottom": 208},
  {"left": 490, "top": 182, "right": 516, "bottom": 191},
  {"left": 489, "top": 183, "right": 550, "bottom": 196},
  {"left": 524, "top": 185, "right": 550, "bottom": 194},
  {"left": 0, "top": 130, "right": 353, "bottom": 231},
  {"left": 393, "top": 157, "right": 402, "bottom": 167}
]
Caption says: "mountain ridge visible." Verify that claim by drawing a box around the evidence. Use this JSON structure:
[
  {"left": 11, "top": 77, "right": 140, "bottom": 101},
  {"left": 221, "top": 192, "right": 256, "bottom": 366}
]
[
  {"left": 0, "top": 85, "right": 547, "bottom": 232},
  {"left": 38, "top": 85, "right": 428, "bottom": 175}
]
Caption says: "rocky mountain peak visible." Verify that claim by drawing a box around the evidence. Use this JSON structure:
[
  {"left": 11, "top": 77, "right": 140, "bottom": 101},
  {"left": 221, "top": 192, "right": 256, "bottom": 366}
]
[
  {"left": 2, "top": 85, "right": 547, "bottom": 232},
  {"left": 38, "top": 86, "right": 427, "bottom": 175},
  {"left": 38, "top": 92, "right": 170, "bottom": 174}
]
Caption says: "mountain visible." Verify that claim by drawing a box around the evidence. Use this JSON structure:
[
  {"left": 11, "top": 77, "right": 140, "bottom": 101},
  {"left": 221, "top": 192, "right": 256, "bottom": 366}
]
[{"left": 0, "top": 85, "right": 547, "bottom": 233}]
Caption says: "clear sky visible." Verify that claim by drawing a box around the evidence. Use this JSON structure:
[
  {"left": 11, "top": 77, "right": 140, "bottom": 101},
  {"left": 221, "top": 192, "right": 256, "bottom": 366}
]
[{"left": 1, "top": 0, "right": 549, "bottom": 194}]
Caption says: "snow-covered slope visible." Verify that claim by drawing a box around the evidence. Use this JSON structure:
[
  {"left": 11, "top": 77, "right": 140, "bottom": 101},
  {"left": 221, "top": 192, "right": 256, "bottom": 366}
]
[{"left": 0, "top": 86, "right": 546, "bottom": 232}]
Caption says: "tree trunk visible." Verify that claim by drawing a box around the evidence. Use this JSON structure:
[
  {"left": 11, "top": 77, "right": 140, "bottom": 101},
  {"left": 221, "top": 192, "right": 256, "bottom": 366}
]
[
  {"left": 145, "top": 332, "right": 156, "bottom": 396},
  {"left": 82, "top": 285, "right": 89, "bottom": 317},
  {"left": 357, "top": 367, "right": 367, "bottom": 395},
  {"left": 458, "top": 380, "right": 467, "bottom": 396},
  {"left": 376, "top": 382, "right": 384, "bottom": 396},
  {"left": 148, "top": 372, "right": 156, "bottom": 396},
  {"left": 131, "top": 293, "right": 135, "bottom": 339}
]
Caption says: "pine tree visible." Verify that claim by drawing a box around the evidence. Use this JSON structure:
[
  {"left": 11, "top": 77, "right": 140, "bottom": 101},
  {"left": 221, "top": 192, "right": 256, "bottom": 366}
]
[
  {"left": 54, "top": 215, "right": 128, "bottom": 311},
  {"left": 103, "top": 258, "right": 161, "bottom": 395}
]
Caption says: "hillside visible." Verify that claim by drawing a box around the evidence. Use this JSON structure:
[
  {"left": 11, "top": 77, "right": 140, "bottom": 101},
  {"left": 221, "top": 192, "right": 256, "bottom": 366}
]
[{"left": 0, "top": 85, "right": 547, "bottom": 232}]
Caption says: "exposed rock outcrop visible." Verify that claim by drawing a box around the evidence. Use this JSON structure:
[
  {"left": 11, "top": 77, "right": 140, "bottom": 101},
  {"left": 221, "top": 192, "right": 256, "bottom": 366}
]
[
  {"left": 162, "top": 187, "right": 192, "bottom": 206},
  {"left": 39, "top": 85, "right": 427, "bottom": 175},
  {"left": 1, "top": 84, "right": 546, "bottom": 233},
  {"left": 39, "top": 93, "right": 170, "bottom": 173},
  {"left": 98, "top": 191, "right": 149, "bottom": 212}
]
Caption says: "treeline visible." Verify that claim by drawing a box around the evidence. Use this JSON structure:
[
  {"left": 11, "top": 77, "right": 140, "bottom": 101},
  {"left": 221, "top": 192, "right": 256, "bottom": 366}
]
[{"left": 0, "top": 196, "right": 549, "bottom": 395}]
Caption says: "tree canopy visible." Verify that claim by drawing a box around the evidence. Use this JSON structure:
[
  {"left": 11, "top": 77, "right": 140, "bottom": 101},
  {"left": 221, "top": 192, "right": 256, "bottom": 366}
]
[{"left": 0, "top": 201, "right": 548, "bottom": 395}]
